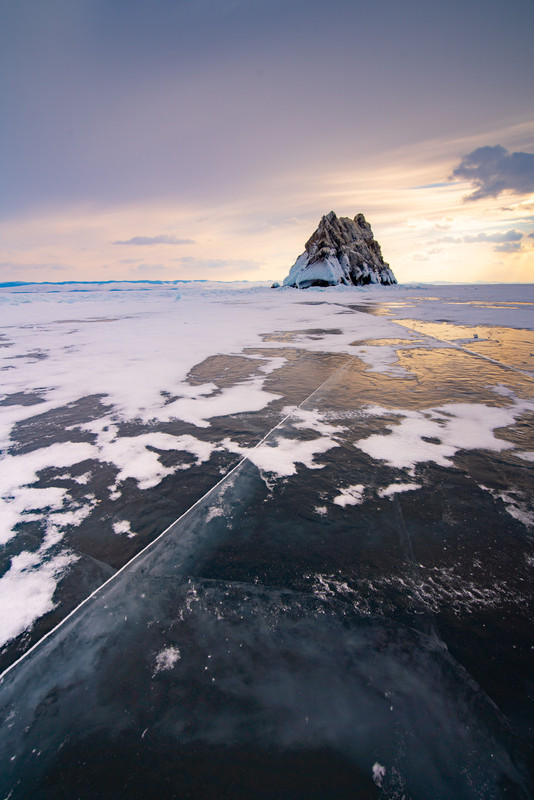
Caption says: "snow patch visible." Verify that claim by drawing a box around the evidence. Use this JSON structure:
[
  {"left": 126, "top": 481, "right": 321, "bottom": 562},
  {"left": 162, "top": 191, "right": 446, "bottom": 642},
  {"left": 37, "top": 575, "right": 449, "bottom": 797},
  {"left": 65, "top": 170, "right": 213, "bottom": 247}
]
[
  {"left": 224, "top": 434, "right": 338, "bottom": 478},
  {"left": 378, "top": 483, "right": 422, "bottom": 498},
  {"left": 0, "top": 550, "right": 77, "bottom": 646},
  {"left": 155, "top": 378, "right": 279, "bottom": 428},
  {"left": 289, "top": 407, "right": 345, "bottom": 438},
  {"left": 112, "top": 520, "right": 136, "bottom": 537},
  {"left": 82, "top": 422, "right": 217, "bottom": 489},
  {"left": 153, "top": 646, "right": 181, "bottom": 674},
  {"left": 372, "top": 762, "right": 386, "bottom": 787},
  {"left": 516, "top": 451, "right": 534, "bottom": 463},
  {"left": 357, "top": 403, "right": 519, "bottom": 470},
  {"left": 0, "top": 442, "right": 97, "bottom": 545},
  {"left": 333, "top": 484, "right": 365, "bottom": 507}
]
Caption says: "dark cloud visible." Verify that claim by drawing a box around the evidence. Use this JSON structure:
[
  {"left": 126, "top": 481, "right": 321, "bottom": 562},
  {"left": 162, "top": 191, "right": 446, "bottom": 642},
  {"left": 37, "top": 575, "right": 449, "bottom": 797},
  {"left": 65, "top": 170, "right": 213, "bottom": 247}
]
[
  {"left": 463, "top": 229, "right": 523, "bottom": 243},
  {"left": 452, "top": 145, "right": 534, "bottom": 201},
  {"left": 113, "top": 235, "right": 195, "bottom": 246},
  {"left": 529, "top": 232, "right": 534, "bottom": 239}
]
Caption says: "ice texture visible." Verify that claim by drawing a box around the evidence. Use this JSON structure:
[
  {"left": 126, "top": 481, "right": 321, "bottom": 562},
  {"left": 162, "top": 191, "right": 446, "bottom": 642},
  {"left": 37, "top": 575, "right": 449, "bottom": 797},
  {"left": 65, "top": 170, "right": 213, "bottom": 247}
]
[
  {"left": 0, "top": 280, "right": 533, "bottom": 799},
  {"left": 0, "top": 279, "right": 533, "bottom": 668}
]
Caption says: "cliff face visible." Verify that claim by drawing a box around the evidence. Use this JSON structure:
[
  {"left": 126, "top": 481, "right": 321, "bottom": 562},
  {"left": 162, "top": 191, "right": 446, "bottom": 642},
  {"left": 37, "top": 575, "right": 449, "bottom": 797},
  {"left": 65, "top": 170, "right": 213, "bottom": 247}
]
[{"left": 283, "top": 211, "right": 397, "bottom": 288}]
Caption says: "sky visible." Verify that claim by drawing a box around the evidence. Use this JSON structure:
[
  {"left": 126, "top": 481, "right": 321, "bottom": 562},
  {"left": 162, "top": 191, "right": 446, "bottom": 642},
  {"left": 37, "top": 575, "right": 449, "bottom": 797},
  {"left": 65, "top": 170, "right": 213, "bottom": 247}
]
[{"left": 1, "top": 0, "right": 533, "bottom": 284}]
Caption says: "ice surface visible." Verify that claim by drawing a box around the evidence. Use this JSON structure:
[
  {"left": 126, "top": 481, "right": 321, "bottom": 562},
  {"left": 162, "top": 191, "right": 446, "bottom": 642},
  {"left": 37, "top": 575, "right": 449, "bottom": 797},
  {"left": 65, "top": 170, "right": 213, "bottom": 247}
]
[
  {"left": 0, "top": 280, "right": 533, "bottom": 798},
  {"left": 1, "top": 281, "right": 533, "bottom": 647}
]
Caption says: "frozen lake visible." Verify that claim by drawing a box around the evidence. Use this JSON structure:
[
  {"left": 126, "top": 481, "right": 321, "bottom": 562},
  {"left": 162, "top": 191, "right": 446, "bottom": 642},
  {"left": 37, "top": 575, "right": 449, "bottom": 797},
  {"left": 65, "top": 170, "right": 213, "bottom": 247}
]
[{"left": 0, "top": 281, "right": 533, "bottom": 798}]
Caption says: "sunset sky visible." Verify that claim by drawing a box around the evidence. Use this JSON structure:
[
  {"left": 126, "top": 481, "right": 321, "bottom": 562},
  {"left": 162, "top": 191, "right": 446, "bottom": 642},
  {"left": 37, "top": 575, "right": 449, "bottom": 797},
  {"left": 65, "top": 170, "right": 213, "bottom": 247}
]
[{"left": 1, "top": 0, "right": 533, "bottom": 284}]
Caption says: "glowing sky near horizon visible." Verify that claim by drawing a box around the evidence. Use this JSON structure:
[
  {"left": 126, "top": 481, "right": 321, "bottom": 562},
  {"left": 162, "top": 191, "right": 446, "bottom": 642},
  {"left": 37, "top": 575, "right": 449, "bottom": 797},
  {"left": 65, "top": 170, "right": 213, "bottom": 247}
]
[{"left": 1, "top": 0, "right": 533, "bottom": 284}]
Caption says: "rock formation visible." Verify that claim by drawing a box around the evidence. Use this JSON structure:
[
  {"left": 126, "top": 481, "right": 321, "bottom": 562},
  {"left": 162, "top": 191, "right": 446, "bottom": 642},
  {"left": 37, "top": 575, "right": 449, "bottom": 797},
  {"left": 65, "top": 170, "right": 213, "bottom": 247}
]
[{"left": 282, "top": 211, "right": 396, "bottom": 288}]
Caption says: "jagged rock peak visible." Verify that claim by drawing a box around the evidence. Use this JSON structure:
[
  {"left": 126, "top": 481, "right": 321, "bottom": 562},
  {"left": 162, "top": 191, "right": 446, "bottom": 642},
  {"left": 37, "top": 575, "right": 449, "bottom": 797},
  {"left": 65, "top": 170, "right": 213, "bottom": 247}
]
[{"left": 282, "top": 211, "right": 397, "bottom": 289}]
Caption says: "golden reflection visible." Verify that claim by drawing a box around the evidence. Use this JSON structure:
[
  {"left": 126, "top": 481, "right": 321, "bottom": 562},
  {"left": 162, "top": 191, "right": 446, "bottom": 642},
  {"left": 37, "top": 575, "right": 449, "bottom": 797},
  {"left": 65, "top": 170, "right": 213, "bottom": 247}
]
[
  {"left": 245, "top": 344, "right": 532, "bottom": 413},
  {"left": 448, "top": 301, "right": 534, "bottom": 308},
  {"left": 394, "top": 319, "right": 534, "bottom": 372},
  {"left": 394, "top": 348, "right": 531, "bottom": 401},
  {"left": 350, "top": 338, "right": 423, "bottom": 346},
  {"left": 336, "top": 347, "right": 529, "bottom": 411}
]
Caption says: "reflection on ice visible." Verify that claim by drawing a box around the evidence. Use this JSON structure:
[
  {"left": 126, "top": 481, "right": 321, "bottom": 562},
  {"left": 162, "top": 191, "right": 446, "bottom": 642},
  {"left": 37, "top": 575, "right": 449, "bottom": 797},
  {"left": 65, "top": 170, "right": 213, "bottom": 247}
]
[{"left": 395, "top": 319, "right": 534, "bottom": 373}]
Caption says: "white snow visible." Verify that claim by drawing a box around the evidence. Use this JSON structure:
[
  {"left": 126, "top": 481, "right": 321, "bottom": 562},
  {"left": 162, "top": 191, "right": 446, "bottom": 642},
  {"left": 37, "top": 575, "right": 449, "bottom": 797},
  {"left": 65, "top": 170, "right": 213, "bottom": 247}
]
[
  {"left": 0, "top": 550, "right": 77, "bottom": 646},
  {"left": 284, "top": 254, "right": 349, "bottom": 289},
  {"left": 356, "top": 403, "right": 521, "bottom": 470},
  {"left": 516, "top": 451, "right": 534, "bottom": 462},
  {"left": 153, "top": 646, "right": 181, "bottom": 674},
  {"left": 83, "top": 424, "right": 217, "bottom": 489},
  {"left": 289, "top": 407, "right": 345, "bottom": 438},
  {"left": 0, "top": 442, "right": 97, "bottom": 545},
  {"left": 378, "top": 483, "right": 422, "bottom": 497},
  {"left": 222, "top": 407, "right": 344, "bottom": 479},
  {"left": 224, "top": 434, "right": 338, "bottom": 478},
  {"left": 372, "top": 762, "right": 386, "bottom": 787},
  {"left": 155, "top": 378, "right": 280, "bottom": 428},
  {"left": 112, "top": 520, "right": 136, "bottom": 537},
  {"left": 333, "top": 484, "right": 365, "bottom": 507}
]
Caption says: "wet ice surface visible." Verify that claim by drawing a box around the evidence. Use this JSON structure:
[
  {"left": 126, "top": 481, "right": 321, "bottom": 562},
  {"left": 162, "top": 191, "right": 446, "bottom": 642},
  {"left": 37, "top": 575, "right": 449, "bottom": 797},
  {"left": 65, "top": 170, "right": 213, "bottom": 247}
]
[{"left": 0, "top": 281, "right": 533, "bottom": 798}]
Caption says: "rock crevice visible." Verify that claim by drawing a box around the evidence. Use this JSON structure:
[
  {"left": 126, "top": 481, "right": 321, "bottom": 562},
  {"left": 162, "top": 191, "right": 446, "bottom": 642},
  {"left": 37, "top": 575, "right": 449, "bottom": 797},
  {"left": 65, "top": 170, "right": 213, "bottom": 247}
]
[{"left": 283, "top": 211, "right": 397, "bottom": 288}]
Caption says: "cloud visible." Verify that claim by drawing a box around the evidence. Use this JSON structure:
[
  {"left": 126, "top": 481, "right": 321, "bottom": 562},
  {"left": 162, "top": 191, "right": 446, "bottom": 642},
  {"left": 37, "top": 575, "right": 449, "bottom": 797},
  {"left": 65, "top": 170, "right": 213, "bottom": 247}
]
[
  {"left": 434, "top": 230, "right": 525, "bottom": 246},
  {"left": 463, "top": 229, "right": 523, "bottom": 243},
  {"left": 494, "top": 242, "right": 522, "bottom": 253},
  {"left": 451, "top": 145, "right": 534, "bottom": 201},
  {"left": 0, "top": 261, "right": 67, "bottom": 271},
  {"left": 176, "top": 256, "right": 261, "bottom": 273},
  {"left": 112, "top": 235, "right": 195, "bottom": 246},
  {"left": 434, "top": 236, "right": 462, "bottom": 244}
]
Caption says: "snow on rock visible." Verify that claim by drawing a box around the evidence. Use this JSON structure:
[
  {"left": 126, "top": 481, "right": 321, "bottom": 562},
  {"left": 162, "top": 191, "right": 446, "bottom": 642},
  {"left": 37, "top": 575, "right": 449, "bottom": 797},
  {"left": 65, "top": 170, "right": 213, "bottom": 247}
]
[{"left": 283, "top": 211, "right": 397, "bottom": 289}]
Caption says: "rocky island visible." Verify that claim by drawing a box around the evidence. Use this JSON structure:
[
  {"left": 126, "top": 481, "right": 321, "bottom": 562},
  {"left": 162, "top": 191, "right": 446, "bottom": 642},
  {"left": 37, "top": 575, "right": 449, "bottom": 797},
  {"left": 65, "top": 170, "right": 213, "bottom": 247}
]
[{"left": 282, "top": 211, "right": 397, "bottom": 288}]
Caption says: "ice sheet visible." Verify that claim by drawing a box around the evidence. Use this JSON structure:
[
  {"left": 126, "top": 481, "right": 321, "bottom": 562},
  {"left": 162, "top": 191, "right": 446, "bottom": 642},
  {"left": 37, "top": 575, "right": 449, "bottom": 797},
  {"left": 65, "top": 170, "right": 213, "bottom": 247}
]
[
  {"left": 0, "top": 281, "right": 533, "bottom": 798},
  {"left": 1, "top": 281, "right": 533, "bottom": 653}
]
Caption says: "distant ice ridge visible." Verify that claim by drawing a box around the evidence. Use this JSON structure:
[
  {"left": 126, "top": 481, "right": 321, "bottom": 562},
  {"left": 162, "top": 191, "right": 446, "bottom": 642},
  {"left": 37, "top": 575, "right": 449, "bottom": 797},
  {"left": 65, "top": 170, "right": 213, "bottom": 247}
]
[
  {"left": 283, "top": 211, "right": 397, "bottom": 289},
  {"left": 0, "top": 279, "right": 271, "bottom": 295}
]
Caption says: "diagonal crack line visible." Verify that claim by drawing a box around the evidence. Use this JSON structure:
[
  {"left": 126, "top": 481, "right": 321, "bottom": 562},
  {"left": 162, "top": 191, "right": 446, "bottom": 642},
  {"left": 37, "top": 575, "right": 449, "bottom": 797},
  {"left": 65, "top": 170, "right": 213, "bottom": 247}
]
[
  {"left": 397, "top": 323, "right": 534, "bottom": 381},
  {"left": 0, "top": 353, "right": 359, "bottom": 682}
]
